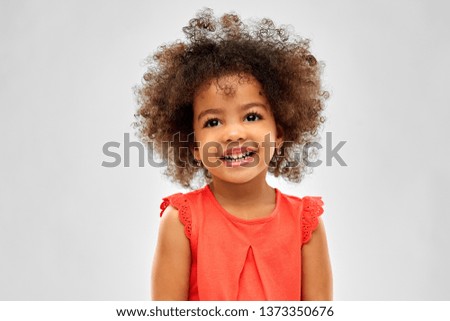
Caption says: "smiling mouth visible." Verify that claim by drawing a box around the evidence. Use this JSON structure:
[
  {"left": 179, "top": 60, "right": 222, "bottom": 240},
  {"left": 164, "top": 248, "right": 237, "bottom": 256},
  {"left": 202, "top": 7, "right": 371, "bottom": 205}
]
[{"left": 220, "top": 150, "right": 256, "bottom": 162}]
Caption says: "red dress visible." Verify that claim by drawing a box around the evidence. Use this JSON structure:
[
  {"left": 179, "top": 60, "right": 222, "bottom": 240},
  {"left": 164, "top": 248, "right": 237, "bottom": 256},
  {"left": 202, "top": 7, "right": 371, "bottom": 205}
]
[{"left": 159, "top": 184, "right": 324, "bottom": 301}]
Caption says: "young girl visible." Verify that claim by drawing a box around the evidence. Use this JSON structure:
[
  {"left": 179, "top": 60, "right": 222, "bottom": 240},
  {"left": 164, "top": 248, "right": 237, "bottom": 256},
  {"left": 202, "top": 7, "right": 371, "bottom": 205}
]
[{"left": 135, "top": 8, "right": 332, "bottom": 301}]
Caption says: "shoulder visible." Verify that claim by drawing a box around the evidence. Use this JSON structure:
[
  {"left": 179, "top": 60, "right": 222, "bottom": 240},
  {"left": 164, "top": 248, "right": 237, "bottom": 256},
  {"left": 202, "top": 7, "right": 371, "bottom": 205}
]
[
  {"left": 277, "top": 189, "right": 324, "bottom": 214},
  {"left": 158, "top": 205, "right": 186, "bottom": 241},
  {"left": 300, "top": 196, "right": 325, "bottom": 245},
  {"left": 159, "top": 204, "right": 180, "bottom": 224},
  {"left": 277, "top": 189, "right": 302, "bottom": 213},
  {"left": 160, "top": 187, "right": 206, "bottom": 210},
  {"left": 159, "top": 187, "right": 207, "bottom": 239},
  {"left": 160, "top": 186, "right": 208, "bottom": 216},
  {"left": 277, "top": 189, "right": 325, "bottom": 244}
]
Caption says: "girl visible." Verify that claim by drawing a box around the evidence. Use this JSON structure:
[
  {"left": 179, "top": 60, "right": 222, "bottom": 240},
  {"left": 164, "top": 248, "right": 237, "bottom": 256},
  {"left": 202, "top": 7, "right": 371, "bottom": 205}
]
[{"left": 134, "top": 8, "right": 332, "bottom": 301}]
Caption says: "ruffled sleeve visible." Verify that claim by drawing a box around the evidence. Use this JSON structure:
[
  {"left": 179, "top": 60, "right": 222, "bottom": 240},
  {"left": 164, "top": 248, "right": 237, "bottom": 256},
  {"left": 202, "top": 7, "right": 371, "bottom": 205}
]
[
  {"left": 160, "top": 193, "right": 192, "bottom": 240},
  {"left": 301, "top": 196, "right": 324, "bottom": 245}
]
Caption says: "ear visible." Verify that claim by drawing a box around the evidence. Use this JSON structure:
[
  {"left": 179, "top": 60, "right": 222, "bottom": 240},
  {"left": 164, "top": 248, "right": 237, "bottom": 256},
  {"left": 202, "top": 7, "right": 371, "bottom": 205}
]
[
  {"left": 276, "top": 124, "right": 284, "bottom": 148},
  {"left": 191, "top": 141, "right": 201, "bottom": 160}
]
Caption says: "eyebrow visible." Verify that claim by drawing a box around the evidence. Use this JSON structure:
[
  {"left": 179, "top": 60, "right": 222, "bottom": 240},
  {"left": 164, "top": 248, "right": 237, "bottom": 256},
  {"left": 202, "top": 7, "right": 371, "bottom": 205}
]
[{"left": 196, "top": 102, "right": 268, "bottom": 121}]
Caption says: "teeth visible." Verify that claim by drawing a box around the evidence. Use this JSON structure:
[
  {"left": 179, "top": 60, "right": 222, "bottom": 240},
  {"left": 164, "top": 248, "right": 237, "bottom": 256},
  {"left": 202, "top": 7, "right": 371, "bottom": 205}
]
[{"left": 223, "top": 151, "right": 253, "bottom": 161}]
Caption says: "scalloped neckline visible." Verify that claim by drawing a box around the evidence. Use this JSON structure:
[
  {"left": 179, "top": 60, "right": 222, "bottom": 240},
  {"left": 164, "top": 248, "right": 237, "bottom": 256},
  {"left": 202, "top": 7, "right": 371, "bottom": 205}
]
[{"left": 204, "top": 184, "right": 280, "bottom": 224}]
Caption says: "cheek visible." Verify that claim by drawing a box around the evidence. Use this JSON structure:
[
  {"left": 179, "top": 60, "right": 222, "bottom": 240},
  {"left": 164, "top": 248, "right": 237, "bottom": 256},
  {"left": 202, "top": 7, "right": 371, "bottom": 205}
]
[
  {"left": 256, "top": 128, "right": 277, "bottom": 145},
  {"left": 197, "top": 139, "right": 222, "bottom": 159}
]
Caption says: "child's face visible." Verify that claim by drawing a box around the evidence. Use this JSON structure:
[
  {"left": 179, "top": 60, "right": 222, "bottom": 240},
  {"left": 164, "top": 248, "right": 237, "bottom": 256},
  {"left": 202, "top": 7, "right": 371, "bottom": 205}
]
[{"left": 192, "top": 74, "right": 283, "bottom": 185}]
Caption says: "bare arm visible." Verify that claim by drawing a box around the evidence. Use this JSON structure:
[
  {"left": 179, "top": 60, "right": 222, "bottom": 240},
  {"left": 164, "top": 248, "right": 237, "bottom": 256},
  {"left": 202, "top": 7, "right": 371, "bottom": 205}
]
[
  {"left": 151, "top": 205, "right": 191, "bottom": 300},
  {"left": 301, "top": 217, "right": 333, "bottom": 300}
]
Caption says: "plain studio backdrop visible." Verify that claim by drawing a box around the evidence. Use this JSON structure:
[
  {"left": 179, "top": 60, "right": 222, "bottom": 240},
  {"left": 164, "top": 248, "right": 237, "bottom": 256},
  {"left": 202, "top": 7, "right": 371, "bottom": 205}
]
[{"left": 1, "top": 0, "right": 449, "bottom": 300}]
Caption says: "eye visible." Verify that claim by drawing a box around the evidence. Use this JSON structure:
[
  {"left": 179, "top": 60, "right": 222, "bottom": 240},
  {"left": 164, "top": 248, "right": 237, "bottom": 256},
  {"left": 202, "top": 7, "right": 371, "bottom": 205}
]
[
  {"left": 244, "top": 112, "right": 263, "bottom": 122},
  {"left": 203, "top": 118, "right": 221, "bottom": 128}
]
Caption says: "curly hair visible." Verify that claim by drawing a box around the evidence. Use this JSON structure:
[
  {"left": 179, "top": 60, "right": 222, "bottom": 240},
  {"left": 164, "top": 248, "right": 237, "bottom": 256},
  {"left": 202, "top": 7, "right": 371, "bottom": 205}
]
[{"left": 134, "top": 8, "right": 328, "bottom": 189}]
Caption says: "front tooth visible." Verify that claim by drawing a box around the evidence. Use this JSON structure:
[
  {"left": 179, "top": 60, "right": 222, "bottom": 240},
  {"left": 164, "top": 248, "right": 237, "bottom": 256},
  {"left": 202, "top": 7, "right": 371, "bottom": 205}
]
[
  {"left": 230, "top": 154, "right": 242, "bottom": 159},
  {"left": 224, "top": 151, "right": 254, "bottom": 161}
]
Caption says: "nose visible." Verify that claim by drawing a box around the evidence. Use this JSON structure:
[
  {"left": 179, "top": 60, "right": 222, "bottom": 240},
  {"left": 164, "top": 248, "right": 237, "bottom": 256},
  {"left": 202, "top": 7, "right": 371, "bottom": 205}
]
[{"left": 222, "top": 122, "right": 246, "bottom": 143}]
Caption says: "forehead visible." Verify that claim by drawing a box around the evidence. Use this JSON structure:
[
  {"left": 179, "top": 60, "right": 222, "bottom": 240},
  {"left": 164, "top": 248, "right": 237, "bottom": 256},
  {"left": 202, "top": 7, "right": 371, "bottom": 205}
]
[{"left": 194, "top": 74, "right": 266, "bottom": 106}]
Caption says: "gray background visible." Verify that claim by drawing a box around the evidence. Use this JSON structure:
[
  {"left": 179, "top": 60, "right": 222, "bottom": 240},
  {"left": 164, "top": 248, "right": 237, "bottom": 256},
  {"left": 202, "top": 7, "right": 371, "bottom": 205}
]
[{"left": 1, "top": 0, "right": 449, "bottom": 300}]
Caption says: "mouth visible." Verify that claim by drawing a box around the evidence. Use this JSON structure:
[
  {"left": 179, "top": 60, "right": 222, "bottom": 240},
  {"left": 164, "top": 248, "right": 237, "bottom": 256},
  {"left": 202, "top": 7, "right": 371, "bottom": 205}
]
[
  {"left": 219, "top": 146, "right": 257, "bottom": 164},
  {"left": 220, "top": 150, "right": 256, "bottom": 162}
]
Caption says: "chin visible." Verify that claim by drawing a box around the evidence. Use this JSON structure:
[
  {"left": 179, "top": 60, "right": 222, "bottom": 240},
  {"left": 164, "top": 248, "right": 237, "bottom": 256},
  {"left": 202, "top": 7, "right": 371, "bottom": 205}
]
[{"left": 209, "top": 168, "right": 267, "bottom": 185}]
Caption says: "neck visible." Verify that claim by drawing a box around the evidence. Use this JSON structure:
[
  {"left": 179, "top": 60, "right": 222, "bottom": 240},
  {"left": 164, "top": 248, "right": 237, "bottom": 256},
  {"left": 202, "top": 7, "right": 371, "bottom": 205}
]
[{"left": 208, "top": 170, "right": 274, "bottom": 207}]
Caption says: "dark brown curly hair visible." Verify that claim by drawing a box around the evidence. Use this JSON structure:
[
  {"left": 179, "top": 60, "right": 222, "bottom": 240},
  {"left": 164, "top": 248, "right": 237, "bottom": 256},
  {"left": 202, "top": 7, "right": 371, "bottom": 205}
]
[{"left": 134, "top": 8, "right": 328, "bottom": 189}]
